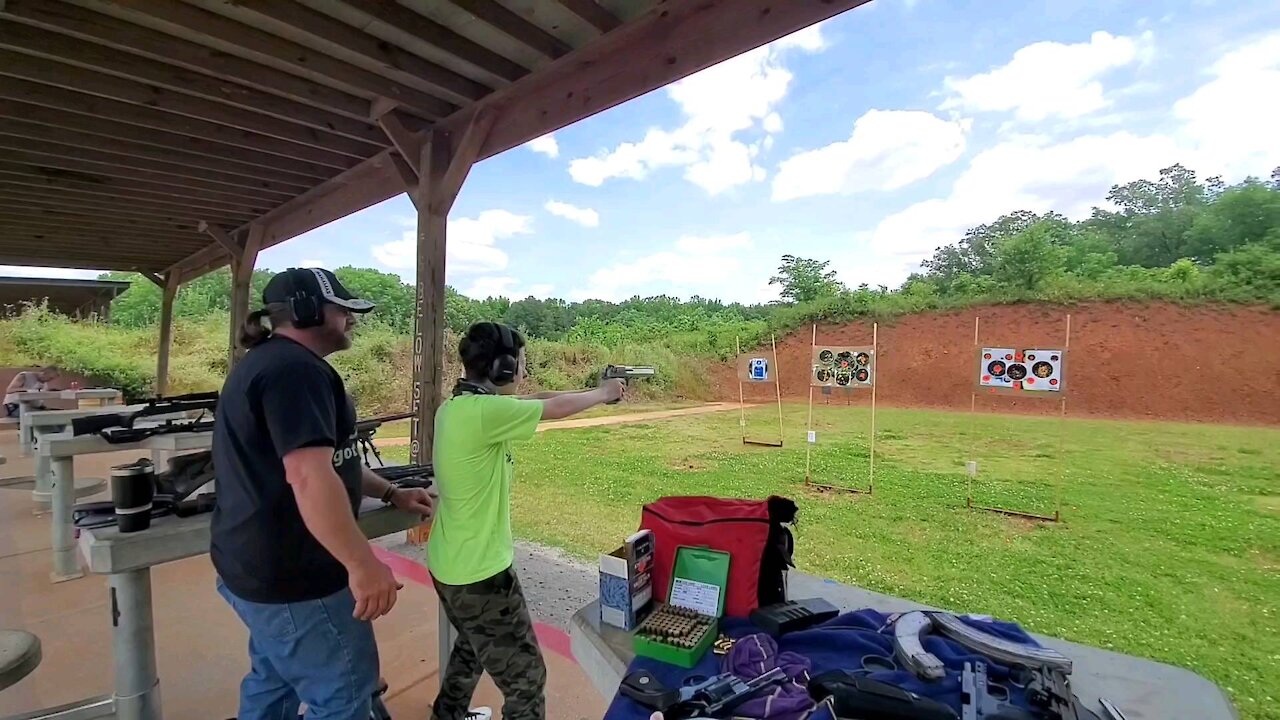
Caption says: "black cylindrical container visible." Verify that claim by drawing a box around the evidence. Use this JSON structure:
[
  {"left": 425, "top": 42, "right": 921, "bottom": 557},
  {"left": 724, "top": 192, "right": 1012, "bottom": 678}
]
[{"left": 110, "top": 459, "right": 156, "bottom": 533}]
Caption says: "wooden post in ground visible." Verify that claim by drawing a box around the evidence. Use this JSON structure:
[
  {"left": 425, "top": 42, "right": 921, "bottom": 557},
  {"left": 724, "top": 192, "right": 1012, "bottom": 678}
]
[
  {"left": 156, "top": 271, "right": 181, "bottom": 396},
  {"left": 401, "top": 111, "right": 494, "bottom": 675},
  {"left": 226, "top": 225, "right": 263, "bottom": 371}
]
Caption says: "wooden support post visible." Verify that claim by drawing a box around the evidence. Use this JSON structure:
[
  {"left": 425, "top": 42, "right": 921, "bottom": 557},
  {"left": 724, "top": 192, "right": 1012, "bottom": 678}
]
[
  {"left": 406, "top": 114, "right": 492, "bottom": 677},
  {"left": 156, "top": 271, "right": 180, "bottom": 396},
  {"left": 228, "top": 225, "right": 263, "bottom": 371}
]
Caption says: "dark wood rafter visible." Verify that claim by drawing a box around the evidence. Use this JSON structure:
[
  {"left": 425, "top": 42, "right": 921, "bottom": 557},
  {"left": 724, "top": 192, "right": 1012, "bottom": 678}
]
[
  {"left": 87, "top": 0, "right": 456, "bottom": 119},
  {"left": 339, "top": 0, "right": 530, "bottom": 83},
  {"left": 0, "top": 131, "right": 312, "bottom": 195},
  {"left": 447, "top": 0, "right": 572, "bottom": 60},
  {"left": 217, "top": 0, "right": 492, "bottom": 107},
  {"left": 0, "top": 0, "right": 373, "bottom": 120},
  {"left": 0, "top": 162, "right": 281, "bottom": 209},
  {"left": 0, "top": 214, "right": 200, "bottom": 239},
  {"left": 0, "top": 188, "right": 249, "bottom": 225},
  {"left": 0, "top": 167, "right": 269, "bottom": 217},
  {"left": 0, "top": 49, "right": 382, "bottom": 157},
  {"left": 554, "top": 0, "right": 621, "bottom": 33},
  {"left": 0, "top": 101, "right": 340, "bottom": 182},
  {"left": 142, "top": 272, "right": 165, "bottom": 288},
  {"left": 0, "top": 17, "right": 388, "bottom": 145},
  {"left": 0, "top": 77, "right": 362, "bottom": 169},
  {"left": 0, "top": 146, "right": 298, "bottom": 203},
  {"left": 198, "top": 220, "right": 241, "bottom": 257},
  {"left": 377, "top": 109, "right": 424, "bottom": 180}
]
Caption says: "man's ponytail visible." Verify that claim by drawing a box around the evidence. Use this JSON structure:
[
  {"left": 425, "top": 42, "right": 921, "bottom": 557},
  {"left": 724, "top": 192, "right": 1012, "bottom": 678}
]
[{"left": 239, "top": 308, "right": 273, "bottom": 349}]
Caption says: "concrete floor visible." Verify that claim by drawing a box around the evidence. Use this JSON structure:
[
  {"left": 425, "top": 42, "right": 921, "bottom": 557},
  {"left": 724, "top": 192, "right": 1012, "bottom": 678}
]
[{"left": 0, "top": 430, "right": 607, "bottom": 719}]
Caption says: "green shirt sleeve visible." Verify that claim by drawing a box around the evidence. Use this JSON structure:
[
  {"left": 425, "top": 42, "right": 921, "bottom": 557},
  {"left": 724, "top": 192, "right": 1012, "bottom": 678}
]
[{"left": 481, "top": 396, "right": 543, "bottom": 443}]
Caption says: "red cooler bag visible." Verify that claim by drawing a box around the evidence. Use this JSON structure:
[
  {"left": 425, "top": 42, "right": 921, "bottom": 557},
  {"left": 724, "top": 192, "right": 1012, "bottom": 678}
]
[{"left": 639, "top": 496, "right": 795, "bottom": 618}]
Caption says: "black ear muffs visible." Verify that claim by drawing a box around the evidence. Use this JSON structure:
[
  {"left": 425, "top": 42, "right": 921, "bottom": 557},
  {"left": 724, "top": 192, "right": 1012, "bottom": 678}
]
[
  {"left": 286, "top": 268, "right": 324, "bottom": 328},
  {"left": 489, "top": 323, "right": 519, "bottom": 386}
]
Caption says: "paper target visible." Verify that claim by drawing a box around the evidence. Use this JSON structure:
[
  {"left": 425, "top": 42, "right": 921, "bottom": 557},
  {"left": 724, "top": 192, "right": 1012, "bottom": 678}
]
[
  {"left": 977, "top": 347, "right": 1065, "bottom": 393},
  {"left": 812, "top": 345, "right": 875, "bottom": 388},
  {"left": 736, "top": 355, "right": 774, "bottom": 383},
  {"left": 1021, "top": 349, "right": 1064, "bottom": 392}
]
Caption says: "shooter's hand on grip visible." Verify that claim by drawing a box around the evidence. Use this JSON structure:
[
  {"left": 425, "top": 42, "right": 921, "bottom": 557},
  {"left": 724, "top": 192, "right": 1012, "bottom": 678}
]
[{"left": 600, "top": 376, "right": 626, "bottom": 404}]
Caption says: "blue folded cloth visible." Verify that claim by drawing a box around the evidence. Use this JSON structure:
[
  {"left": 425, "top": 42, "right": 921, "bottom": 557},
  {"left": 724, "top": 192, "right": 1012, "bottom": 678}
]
[{"left": 603, "top": 609, "right": 1043, "bottom": 720}]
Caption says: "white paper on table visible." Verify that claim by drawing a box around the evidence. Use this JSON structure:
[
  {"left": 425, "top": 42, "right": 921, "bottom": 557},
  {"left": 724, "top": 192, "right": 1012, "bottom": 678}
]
[{"left": 669, "top": 578, "right": 721, "bottom": 617}]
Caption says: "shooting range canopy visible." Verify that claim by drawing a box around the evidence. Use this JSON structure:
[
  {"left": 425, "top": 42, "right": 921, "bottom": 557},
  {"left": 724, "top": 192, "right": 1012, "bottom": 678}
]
[{"left": 0, "top": 0, "right": 871, "bottom": 277}]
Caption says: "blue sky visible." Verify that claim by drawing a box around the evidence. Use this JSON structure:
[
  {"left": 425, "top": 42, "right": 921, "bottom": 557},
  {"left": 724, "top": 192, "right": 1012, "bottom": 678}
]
[{"left": 8, "top": 0, "right": 1279, "bottom": 303}]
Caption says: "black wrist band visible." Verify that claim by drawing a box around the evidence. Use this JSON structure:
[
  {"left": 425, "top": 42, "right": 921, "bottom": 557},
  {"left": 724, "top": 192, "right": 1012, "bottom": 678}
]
[{"left": 380, "top": 486, "right": 397, "bottom": 504}]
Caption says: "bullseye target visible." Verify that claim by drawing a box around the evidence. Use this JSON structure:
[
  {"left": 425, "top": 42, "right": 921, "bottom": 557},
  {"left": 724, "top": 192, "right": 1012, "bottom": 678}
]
[
  {"left": 977, "top": 347, "right": 1065, "bottom": 393},
  {"left": 812, "top": 345, "right": 875, "bottom": 388}
]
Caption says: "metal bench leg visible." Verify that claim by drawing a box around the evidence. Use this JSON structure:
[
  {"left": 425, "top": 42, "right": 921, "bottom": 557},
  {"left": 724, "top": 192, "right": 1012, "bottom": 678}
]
[
  {"left": 49, "top": 457, "right": 82, "bottom": 583},
  {"left": 110, "top": 570, "right": 161, "bottom": 720}
]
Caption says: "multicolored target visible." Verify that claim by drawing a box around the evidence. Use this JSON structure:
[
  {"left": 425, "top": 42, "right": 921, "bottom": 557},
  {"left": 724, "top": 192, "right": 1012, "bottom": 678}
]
[
  {"left": 812, "top": 345, "right": 875, "bottom": 388},
  {"left": 977, "top": 347, "right": 1065, "bottom": 393}
]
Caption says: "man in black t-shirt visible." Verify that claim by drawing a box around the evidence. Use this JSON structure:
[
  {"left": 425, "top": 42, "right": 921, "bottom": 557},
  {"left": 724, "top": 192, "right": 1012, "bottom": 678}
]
[{"left": 212, "top": 267, "right": 434, "bottom": 720}]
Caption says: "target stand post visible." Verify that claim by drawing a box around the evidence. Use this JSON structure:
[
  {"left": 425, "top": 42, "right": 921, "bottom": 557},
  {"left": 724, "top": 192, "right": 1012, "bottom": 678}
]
[
  {"left": 804, "top": 323, "right": 878, "bottom": 495},
  {"left": 965, "top": 315, "right": 1071, "bottom": 523},
  {"left": 736, "top": 334, "right": 785, "bottom": 447}
]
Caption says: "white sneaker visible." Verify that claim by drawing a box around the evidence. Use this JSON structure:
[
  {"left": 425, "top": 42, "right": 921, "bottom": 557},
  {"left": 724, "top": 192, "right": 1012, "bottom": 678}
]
[{"left": 464, "top": 709, "right": 493, "bottom": 720}]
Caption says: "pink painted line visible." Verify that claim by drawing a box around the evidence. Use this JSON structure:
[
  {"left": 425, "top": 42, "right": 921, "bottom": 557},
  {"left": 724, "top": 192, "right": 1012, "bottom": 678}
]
[{"left": 372, "top": 545, "right": 577, "bottom": 664}]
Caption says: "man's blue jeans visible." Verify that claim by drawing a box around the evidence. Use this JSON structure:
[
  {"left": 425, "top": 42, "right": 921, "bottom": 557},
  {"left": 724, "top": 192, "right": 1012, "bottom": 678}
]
[{"left": 217, "top": 579, "right": 378, "bottom": 720}]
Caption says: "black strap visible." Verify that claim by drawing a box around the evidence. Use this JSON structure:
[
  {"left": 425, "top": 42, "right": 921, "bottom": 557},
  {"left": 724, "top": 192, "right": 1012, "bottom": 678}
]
[{"left": 453, "top": 379, "right": 491, "bottom": 397}]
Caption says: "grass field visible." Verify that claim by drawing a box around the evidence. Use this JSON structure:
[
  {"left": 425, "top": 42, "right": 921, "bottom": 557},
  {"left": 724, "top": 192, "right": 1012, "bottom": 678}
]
[{"left": 387, "top": 403, "right": 1280, "bottom": 720}]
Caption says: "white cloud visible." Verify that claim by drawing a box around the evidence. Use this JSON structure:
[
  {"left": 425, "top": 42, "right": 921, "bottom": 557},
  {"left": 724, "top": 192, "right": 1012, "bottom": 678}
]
[
  {"left": 0, "top": 266, "right": 100, "bottom": 280},
  {"left": 867, "top": 132, "right": 1181, "bottom": 258},
  {"left": 941, "top": 31, "right": 1154, "bottom": 122},
  {"left": 544, "top": 200, "right": 600, "bottom": 228},
  {"left": 464, "top": 276, "right": 519, "bottom": 298},
  {"left": 568, "top": 25, "right": 828, "bottom": 195},
  {"left": 772, "top": 110, "right": 969, "bottom": 201},
  {"left": 525, "top": 134, "right": 559, "bottom": 158},
  {"left": 1172, "top": 31, "right": 1280, "bottom": 180},
  {"left": 371, "top": 209, "right": 533, "bottom": 275},
  {"left": 569, "top": 233, "right": 774, "bottom": 302}
]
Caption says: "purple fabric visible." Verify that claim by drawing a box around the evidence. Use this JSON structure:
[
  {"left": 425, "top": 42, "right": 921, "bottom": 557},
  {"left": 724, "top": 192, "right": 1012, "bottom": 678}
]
[{"left": 721, "top": 633, "right": 817, "bottom": 720}]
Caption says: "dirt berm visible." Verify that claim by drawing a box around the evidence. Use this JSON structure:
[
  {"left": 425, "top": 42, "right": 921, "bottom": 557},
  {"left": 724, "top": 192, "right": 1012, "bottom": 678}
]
[{"left": 716, "top": 301, "right": 1280, "bottom": 425}]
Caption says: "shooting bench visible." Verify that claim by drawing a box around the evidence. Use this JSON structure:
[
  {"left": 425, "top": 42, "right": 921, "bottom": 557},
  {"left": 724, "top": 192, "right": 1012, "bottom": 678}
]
[{"left": 571, "top": 573, "right": 1237, "bottom": 719}]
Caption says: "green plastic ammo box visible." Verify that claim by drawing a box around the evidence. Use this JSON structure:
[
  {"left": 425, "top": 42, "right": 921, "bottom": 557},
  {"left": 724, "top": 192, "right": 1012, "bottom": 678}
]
[{"left": 632, "top": 546, "right": 731, "bottom": 668}]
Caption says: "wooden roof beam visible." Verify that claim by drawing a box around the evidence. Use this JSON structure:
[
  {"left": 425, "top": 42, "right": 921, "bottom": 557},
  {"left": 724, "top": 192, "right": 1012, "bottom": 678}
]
[
  {"left": 554, "top": 0, "right": 621, "bottom": 34},
  {"left": 447, "top": 0, "right": 571, "bottom": 60},
  {"left": 0, "top": 145, "right": 298, "bottom": 203},
  {"left": 0, "top": 209, "right": 197, "bottom": 234},
  {"left": 142, "top": 272, "right": 165, "bottom": 288},
  {"left": 0, "top": 47, "right": 380, "bottom": 157},
  {"left": 88, "top": 0, "right": 457, "bottom": 119},
  {"left": 0, "top": 158, "right": 285, "bottom": 208},
  {"left": 198, "top": 220, "right": 240, "bottom": 257},
  {"left": 0, "top": 13, "right": 388, "bottom": 146},
  {"left": 0, "top": 188, "right": 246, "bottom": 225},
  {"left": 1, "top": 234, "right": 204, "bottom": 260},
  {"left": 377, "top": 109, "right": 424, "bottom": 181},
  {"left": 0, "top": 128, "right": 312, "bottom": 195},
  {"left": 4, "top": 0, "right": 373, "bottom": 120},
  {"left": 0, "top": 251, "right": 181, "bottom": 273},
  {"left": 0, "top": 78, "right": 362, "bottom": 170},
  {"left": 220, "top": 0, "right": 492, "bottom": 106},
  {"left": 441, "top": 0, "right": 874, "bottom": 162},
  {"left": 0, "top": 218, "right": 203, "bottom": 244},
  {"left": 0, "top": 166, "right": 271, "bottom": 217},
  {"left": 339, "top": 0, "right": 529, "bottom": 83},
  {"left": 0, "top": 100, "right": 339, "bottom": 182}
]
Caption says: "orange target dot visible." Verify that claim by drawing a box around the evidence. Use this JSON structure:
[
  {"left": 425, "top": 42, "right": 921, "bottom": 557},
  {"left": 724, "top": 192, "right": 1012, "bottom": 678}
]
[
  {"left": 1026, "top": 378, "right": 1035, "bottom": 384},
  {"left": 984, "top": 353, "right": 992, "bottom": 359},
  {"left": 983, "top": 375, "right": 991, "bottom": 381},
  {"left": 1050, "top": 379, "right": 1059, "bottom": 386},
  {"left": 1005, "top": 354, "right": 1013, "bottom": 360}
]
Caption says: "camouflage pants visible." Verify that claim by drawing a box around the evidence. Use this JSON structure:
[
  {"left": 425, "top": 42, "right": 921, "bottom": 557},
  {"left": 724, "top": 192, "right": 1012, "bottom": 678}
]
[{"left": 432, "top": 567, "right": 547, "bottom": 720}]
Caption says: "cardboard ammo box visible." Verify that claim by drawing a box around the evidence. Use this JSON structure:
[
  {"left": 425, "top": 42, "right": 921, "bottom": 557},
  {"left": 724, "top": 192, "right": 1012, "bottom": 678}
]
[
  {"left": 632, "top": 546, "right": 731, "bottom": 668},
  {"left": 599, "top": 529, "right": 655, "bottom": 631}
]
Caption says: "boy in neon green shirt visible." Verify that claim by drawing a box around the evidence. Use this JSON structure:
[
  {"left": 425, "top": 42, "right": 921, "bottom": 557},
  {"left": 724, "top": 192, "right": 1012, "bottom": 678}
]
[{"left": 429, "top": 322, "right": 624, "bottom": 720}]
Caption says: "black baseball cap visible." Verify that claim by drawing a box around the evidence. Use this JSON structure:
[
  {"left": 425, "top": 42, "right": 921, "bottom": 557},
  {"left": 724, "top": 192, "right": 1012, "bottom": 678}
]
[{"left": 262, "top": 267, "right": 375, "bottom": 313}]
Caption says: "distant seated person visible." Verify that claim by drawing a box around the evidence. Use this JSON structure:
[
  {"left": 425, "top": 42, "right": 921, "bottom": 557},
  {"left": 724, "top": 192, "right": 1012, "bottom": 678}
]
[{"left": 3, "top": 366, "right": 59, "bottom": 417}]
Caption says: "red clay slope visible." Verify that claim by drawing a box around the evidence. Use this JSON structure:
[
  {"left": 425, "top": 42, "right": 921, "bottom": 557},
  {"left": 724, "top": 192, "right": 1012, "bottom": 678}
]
[{"left": 718, "top": 301, "right": 1280, "bottom": 425}]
